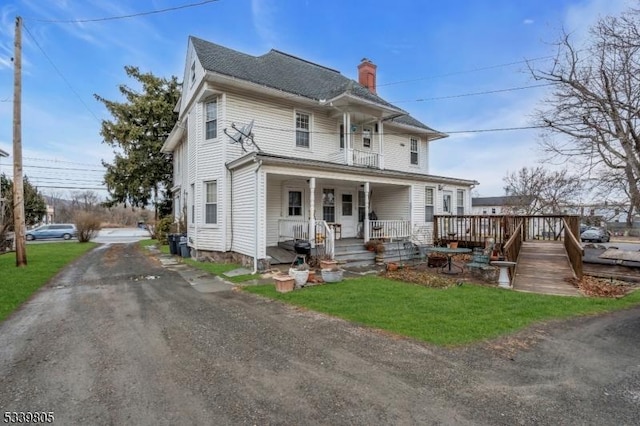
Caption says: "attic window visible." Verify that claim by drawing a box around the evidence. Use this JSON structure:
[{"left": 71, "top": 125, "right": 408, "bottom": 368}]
[{"left": 190, "top": 61, "right": 196, "bottom": 85}]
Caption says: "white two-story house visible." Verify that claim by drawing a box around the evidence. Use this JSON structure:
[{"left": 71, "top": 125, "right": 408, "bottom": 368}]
[{"left": 161, "top": 36, "right": 479, "bottom": 271}]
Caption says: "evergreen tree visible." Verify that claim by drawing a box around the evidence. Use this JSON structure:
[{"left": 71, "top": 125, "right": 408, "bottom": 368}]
[{"left": 95, "top": 66, "right": 180, "bottom": 219}]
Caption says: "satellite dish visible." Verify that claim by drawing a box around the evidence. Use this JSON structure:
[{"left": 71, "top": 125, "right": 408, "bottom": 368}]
[{"left": 224, "top": 120, "right": 261, "bottom": 153}]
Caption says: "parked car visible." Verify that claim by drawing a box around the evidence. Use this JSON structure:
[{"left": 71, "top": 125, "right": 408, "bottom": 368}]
[
  {"left": 580, "top": 227, "right": 610, "bottom": 243},
  {"left": 26, "top": 224, "right": 77, "bottom": 241}
]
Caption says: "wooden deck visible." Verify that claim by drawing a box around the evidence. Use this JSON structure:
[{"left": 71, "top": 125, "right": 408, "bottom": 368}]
[{"left": 512, "top": 241, "right": 581, "bottom": 296}]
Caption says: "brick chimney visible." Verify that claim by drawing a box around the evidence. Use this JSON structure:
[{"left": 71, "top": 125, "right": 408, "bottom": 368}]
[{"left": 358, "top": 58, "right": 377, "bottom": 94}]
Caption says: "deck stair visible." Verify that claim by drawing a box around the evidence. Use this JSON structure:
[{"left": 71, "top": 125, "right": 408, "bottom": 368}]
[{"left": 512, "top": 240, "right": 581, "bottom": 296}]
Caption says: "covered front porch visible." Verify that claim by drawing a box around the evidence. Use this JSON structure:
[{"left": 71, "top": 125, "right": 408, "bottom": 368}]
[{"left": 266, "top": 172, "right": 413, "bottom": 260}]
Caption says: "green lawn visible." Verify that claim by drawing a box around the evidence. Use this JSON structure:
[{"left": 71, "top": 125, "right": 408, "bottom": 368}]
[
  {"left": 0, "top": 242, "right": 97, "bottom": 322},
  {"left": 138, "top": 239, "right": 256, "bottom": 282},
  {"left": 244, "top": 276, "right": 640, "bottom": 346}
]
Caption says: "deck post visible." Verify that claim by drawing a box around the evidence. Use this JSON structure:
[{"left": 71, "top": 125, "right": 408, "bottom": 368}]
[{"left": 309, "top": 177, "right": 316, "bottom": 248}]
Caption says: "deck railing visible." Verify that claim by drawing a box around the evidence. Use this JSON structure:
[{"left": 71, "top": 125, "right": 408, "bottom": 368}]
[
  {"left": 563, "top": 216, "right": 583, "bottom": 278},
  {"left": 369, "top": 220, "right": 411, "bottom": 241},
  {"left": 278, "top": 219, "right": 308, "bottom": 242},
  {"left": 434, "top": 215, "right": 518, "bottom": 246},
  {"left": 503, "top": 219, "right": 524, "bottom": 263}
]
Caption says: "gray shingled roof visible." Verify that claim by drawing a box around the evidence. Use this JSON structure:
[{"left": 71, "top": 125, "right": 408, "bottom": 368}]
[
  {"left": 472, "top": 196, "right": 532, "bottom": 207},
  {"left": 191, "top": 36, "right": 439, "bottom": 133}
]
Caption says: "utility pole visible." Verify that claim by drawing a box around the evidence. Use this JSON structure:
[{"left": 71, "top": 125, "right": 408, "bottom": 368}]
[{"left": 13, "top": 16, "right": 27, "bottom": 267}]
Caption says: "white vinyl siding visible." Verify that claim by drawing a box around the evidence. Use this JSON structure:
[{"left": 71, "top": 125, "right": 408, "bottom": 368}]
[
  {"left": 231, "top": 166, "right": 257, "bottom": 257},
  {"left": 370, "top": 186, "right": 410, "bottom": 221}
]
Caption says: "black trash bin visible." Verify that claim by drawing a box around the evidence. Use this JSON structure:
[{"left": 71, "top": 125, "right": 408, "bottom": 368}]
[
  {"left": 179, "top": 236, "right": 190, "bottom": 258},
  {"left": 167, "top": 233, "right": 179, "bottom": 255}
]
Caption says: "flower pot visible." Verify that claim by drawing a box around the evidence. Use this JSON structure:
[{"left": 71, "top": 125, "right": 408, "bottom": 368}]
[
  {"left": 289, "top": 268, "right": 310, "bottom": 288},
  {"left": 448, "top": 241, "right": 458, "bottom": 249},
  {"left": 321, "top": 268, "right": 343, "bottom": 283},
  {"left": 274, "top": 275, "right": 295, "bottom": 293},
  {"left": 386, "top": 262, "right": 399, "bottom": 272},
  {"left": 320, "top": 260, "right": 338, "bottom": 270}
]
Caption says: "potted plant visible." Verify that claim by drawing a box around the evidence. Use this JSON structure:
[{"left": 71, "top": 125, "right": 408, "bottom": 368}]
[
  {"left": 289, "top": 263, "right": 310, "bottom": 288},
  {"left": 375, "top": 243, "right": 386, "bottom": 264},
  {"left": 274, "top": 274, "right": 295, "bottom": 293},
  {"left": 319, "top": 258, "right": 338, "bottom": 270},
  {"left": 321, "top": 266, "right": 343, "bottom": 283},
  {"left": 364, "top": 240, "right": 378, "bottom": 252}
]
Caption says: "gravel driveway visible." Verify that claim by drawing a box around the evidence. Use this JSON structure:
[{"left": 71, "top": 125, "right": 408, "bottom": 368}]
[{"left": 0, "top": 243, "right": 638, "bottom": 425}]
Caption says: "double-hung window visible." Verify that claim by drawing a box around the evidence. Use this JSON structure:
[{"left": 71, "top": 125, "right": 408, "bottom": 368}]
[
  {"left": 425, "top": 187, "right": 434, "bottom": 222},
  {"left": 205, "top": 99, "right": 218, "bottom": 140},
  {"left": 339, "top": 124, "right": 345, "bottom": 149},
  {"left": 410, "top": 138, "right": 418, "bottom": 165},
  {"left": 456, "top": 190, "right": 465, "bottom": 215},
  {"left": 296, "top": 112, "right": 310, "bottom": 148},
  {"left": 288, "top": 191, "right": 302, "bottom": 216},
  {"left": 322, "top": 189, "right": 335, "bottom": 222},
  {"left": 204, "top": 181, "right": 217, "bottom": 224}
]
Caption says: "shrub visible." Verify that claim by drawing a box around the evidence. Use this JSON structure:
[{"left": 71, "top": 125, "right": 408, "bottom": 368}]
[
  {"left": 154, "top": 216, "right": 173, "bottom": 244},
  {"left": 74, "top": 211, "right": 101, "bottom": 243}
]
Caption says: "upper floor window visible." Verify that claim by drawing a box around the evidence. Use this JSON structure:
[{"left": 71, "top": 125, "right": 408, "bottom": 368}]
[
  {"left": 410, "top": 138, "right": 418, "bottom": 165},
  {"left": 456, "top": 190, "right": 465, "bottom": 215},
  {"left": 425, "top": 187, "right": 434, "bottom": 222},
  {"left": 363, "top": 128, "right": 371, "bottom": 148},
  {"left": 190, "top": 61, "right": 196, "bottom": 85},
  {"left": 205, "top": 99, "right": 217, "bottom": 139},
  {"left": 204, "top": 181, "right": 217, "bottom": 224},
  {"left": 339, "top": 124, "right": 345, "bottom": 149},
  {"left": 295, "top": 112, "right": 310, "bottom": 148}
]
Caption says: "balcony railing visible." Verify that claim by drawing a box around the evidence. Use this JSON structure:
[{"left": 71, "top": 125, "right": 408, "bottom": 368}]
[
  {"left": 351, "top": 149, "right": 379, "bottom": 168},
  {"left": 278, "top": 219, "right": 308, "bottom": 242}
]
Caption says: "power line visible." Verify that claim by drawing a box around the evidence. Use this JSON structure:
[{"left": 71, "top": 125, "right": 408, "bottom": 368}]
[
  {"left": 23, "top": 156, "right": 103, "bottom": 167},
  {"left": 33, "top": 185, "right": 106, "bottom": 190},
  {"left": 31, "top": 0, "right": 219, "bottom": 24},
  {"left": 28, "top": 176, "right": 104, "bottom": 183},
  {"left": 377, "top": 54, "right": 557, "bottom": 88},
  {"left": 389, "top": 83, "right": 555, "bottom": 104},
  {"left": 23, "top": 164, "right": 105, "bottom": 172},
  {"left": 22, "top": 23, "right": 102, "bottom": 123}
]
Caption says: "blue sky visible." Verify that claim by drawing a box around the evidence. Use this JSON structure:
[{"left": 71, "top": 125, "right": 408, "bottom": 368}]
[{"left": 0, "top": 0, "right": 634, "bottom": 199}]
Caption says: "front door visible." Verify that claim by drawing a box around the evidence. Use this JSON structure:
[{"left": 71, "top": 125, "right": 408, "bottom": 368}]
[{"left": 339, "top": 191, "right": 356, "bottom": 238}]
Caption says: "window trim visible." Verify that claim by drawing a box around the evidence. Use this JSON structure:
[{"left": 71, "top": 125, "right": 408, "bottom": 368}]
[
  {"left": 287, "top": 190, "right": 303, "bottom": 217},
  {"left": 456, "top": 189, "right": 465, "bottom": 215},
  {"left": 205, "top": 98, "right": 218, "bottom": 140},
  {"left": 295, "top": 110, "right": 311, "bottom": 149},
  {"left": 204, "top": 181, "right": 218, "bottom": 225},
  {"left": 425, "top": 186, "right": 435, "bottom": 222},
  {"left": 410, "top": 137, "right": 419, "bottom": 165},
  {"left": 363, "top": 127, "right": 371, "bottom": 148}
]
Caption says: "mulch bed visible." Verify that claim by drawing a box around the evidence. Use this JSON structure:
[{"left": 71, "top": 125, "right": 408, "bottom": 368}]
[{"left": 566, "top": 275, "right": 637, "bottom": 298}]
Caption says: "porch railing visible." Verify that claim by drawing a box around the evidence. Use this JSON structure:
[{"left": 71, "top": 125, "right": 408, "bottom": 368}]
[
  {"left": 351, "top": 149, "right": 379, "bottom": 168},
  {"left": 278, "top": 219, "right": 308, "bottom": 242},
  {"left": 369, "top": 220, "right": 411, "bottom": 241},
  {"left": 314, "top": 220, "right": 335, "bottom": 259},
  {"left": 434, "top": 215, "right": 516, "bottom": 246}
]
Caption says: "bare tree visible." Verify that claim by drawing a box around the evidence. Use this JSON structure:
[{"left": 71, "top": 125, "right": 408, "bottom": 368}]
[
  {"left": 70, "top": 190, "right": 101, "bottom": 213},
  {"left": 503, "top": 167, "right": 583, "bottom": 215},
  {"left": 529, "top": 6, "right": 640, "bottom": 214}
]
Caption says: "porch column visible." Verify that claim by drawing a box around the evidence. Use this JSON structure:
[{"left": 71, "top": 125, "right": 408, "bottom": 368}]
[
  {"left": 309, "top": 177, "right": 316, "bottom": 247},
  {"left": 364, "top": 181, "right": 370, "bottom": 242},
  {"left": 378, "top": 120, "right": 384, "bottom": 169},
  {"left": 346, "top": 112, "right": 353, "bottom": 166}
]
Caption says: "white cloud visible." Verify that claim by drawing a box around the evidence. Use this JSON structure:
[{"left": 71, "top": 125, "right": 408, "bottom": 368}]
[
  {"left": 523, "top": 19, "right": 534, "bottom": 25},
  {"left": 251, "top": 0, "right": 279, "bottom": 47}
]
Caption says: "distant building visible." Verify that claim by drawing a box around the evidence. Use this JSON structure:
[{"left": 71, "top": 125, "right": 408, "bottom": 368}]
[{"left": 471, "top": 196, "right": 531, "bottom": 215}]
